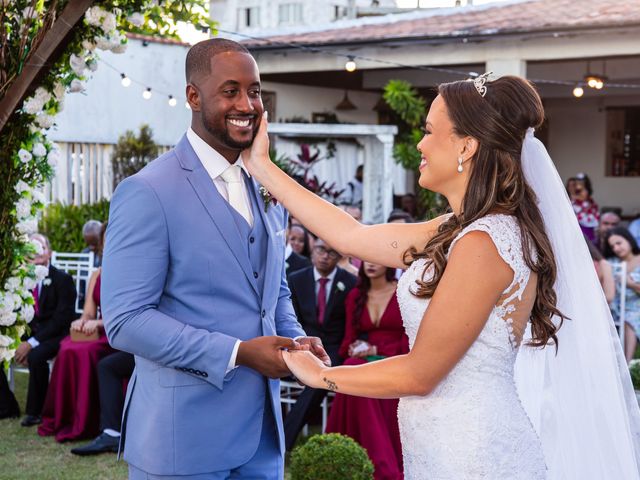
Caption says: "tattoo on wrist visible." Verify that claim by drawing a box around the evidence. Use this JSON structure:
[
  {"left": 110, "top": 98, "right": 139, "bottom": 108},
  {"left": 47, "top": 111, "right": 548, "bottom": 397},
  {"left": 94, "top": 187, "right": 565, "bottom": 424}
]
[{"left": 323, "top": 377, "right": 338, "bottom": 391}]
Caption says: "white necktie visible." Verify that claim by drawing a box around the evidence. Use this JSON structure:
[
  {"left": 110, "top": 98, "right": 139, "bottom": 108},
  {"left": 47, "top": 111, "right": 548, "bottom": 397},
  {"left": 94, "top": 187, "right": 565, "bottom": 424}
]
[{"left": 220, "top": 165, "right": 253, "bottom": 227}]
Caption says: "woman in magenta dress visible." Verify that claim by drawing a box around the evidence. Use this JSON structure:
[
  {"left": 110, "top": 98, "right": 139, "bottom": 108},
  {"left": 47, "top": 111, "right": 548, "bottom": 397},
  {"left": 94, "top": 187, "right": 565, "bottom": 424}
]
[
  {"left": 39, "top": 223, "right": 114, "bottom": 442},
  {"left": 325, "top": 261, "right": 409, "bottom": 480}
]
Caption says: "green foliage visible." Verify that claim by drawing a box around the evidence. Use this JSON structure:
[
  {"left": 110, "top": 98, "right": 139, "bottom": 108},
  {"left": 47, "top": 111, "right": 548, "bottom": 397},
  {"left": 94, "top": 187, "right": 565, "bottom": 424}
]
[
  {"left": 383, "top": 79, "right": 445, "bottom": 218},
  {"left": 290, "top": 433, "right": 374, "bottom": 480},
  {"left": 630, "top": 362, "right": 640, "bottom": 390},
  {"left": 112, "top": 124, "right": 159, "bottom": 189},
  {"left": 39, "top": 200, "right": 110, "bottom": 253}
]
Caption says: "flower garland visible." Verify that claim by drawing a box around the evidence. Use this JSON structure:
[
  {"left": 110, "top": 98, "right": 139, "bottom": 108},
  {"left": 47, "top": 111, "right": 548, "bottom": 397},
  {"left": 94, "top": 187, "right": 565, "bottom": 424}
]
[{"left": 0, "top": 4, "right": 133, "bottom": 365}]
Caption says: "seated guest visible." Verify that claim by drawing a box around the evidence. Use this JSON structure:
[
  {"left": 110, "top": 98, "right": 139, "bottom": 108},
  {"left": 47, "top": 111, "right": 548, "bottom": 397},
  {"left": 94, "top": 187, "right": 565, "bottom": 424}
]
[
  {"left": 0, "top": 234, "right": 76, "bottom": 424},
  {"left": 38, "top": 223, "right": 115, "bottom": 441},
  {"left": 284, "top": 238, "right": 356, "bottom": 450},
  {"left": 285, "top": 223, "right": 311, "bottom": 276},
  {"left": 70, "top": 351, "right": 135, "bottom": 455},
  {"left": 288, "top": 223, "right": 312, "bottom": 259},
  {"left": 597, "top": 211, "right": 621, "bottom": 252},
  {"left": 81, "top": 220, "right": 103, "bottom": 267},
  {"left": 325, "top": 262, "right": 409, "bottom": 480}
]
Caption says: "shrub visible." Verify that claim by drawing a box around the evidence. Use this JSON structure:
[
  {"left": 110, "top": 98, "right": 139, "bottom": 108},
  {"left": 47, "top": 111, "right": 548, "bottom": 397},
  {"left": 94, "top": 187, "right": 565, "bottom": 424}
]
[
  {"left": 290, "top": 433, "right": 374, "bottom": 480},
  {"left": 39, "top": 200, "right": 110, "bottom": 252},
  {"left": 630, "top": 361, "right": 640, "bottom": 391},
  {"left": 111, "top": 124, "right": 159, "bottom": 190}
]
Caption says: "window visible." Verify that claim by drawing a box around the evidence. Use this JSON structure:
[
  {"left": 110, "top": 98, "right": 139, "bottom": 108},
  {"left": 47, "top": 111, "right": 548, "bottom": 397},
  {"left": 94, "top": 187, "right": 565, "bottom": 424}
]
[
  {"left": 606, "top": 107, "right": 640, "bottom": 177},
  {"left": 237, "top": 7, "right": 260, "bottom": 29},
  {"left": 278, "top": 3, "right": 303, "bottom": 25}
]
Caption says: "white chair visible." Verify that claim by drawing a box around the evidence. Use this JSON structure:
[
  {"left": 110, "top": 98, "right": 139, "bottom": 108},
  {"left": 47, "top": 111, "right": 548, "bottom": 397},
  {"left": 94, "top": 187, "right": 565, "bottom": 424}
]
[
  {"left": 51, "top": 251, "right": 96, "bottom": 315},
  {"left": 7, "top": 251, "right": 95, "bottom": 391},
  {"left": 612, "top": 261, "right": 627, "bottom": 347},
  {"left": 280, "top": 380, "right": 335, "bottom": 435}
]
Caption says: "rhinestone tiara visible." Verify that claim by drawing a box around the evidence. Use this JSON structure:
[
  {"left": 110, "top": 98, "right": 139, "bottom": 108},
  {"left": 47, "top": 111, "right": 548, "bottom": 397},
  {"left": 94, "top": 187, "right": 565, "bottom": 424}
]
[{"left": 472, "top": 71, "right": 493, "bottom": 97}]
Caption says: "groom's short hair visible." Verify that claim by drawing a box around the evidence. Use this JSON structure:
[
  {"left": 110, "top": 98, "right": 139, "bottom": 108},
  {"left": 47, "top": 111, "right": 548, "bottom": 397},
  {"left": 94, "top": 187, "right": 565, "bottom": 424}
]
[{"left": 186, "top": 39, "right": 251, "bottom": 83}]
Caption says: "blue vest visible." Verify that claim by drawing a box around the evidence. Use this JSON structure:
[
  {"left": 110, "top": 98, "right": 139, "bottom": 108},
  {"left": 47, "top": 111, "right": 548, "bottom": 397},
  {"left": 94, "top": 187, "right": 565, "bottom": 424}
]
[{"left": 224, "top": 173, "right": 269, "bottom": 298}]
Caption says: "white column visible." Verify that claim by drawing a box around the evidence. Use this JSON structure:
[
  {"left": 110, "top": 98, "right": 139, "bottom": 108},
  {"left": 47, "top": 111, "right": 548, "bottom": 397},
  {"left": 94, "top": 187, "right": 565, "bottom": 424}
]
[
  {"left": 362, "top": 134, "right": 394, "bottom": 224},
  {"left": 485, "top": 58, "right": 527, "bottom": 78}
]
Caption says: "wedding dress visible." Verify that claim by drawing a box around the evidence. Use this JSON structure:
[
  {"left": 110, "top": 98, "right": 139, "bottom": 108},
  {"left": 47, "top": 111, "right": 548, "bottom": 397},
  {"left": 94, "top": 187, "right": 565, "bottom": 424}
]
[{"left": 396, "top": 213, "right": 547, "bottom": 479}]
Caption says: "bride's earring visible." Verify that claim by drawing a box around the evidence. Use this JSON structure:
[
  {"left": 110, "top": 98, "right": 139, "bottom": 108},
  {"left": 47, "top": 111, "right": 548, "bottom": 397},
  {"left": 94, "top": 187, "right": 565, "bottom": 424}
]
[{"left": 457, "top": 156, "right": 464, "bottom": 173}]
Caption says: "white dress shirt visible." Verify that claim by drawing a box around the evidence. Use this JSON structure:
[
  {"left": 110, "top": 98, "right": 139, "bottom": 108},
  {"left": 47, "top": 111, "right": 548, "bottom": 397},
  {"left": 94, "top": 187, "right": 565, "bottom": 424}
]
[{"left": 186, "top": 128, "right": 254, "bottom": 373}]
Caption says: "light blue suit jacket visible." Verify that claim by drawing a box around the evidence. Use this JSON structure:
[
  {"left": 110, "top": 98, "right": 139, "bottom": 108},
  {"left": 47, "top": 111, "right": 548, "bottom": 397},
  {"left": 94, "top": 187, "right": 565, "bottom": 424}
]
[{"left": 101, "top": 135, "right": 305, "bottom": 475}]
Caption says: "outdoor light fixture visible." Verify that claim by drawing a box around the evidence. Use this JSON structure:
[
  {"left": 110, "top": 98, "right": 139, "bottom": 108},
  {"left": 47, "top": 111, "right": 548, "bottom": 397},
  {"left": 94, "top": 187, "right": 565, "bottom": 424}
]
[
  {"left": 336, "top": 90, "right": 357, "bottom": 110},
  {"left": 345, "top": 56, "right": 357, "bottom": 72},
  {"left": 143, "top": 87, "right": 152, "bottom": 100},
  {"left": 120, "top": 73, "right": 131, "bottom": 87},
  {"left": 572, "top": 85, "right": 584, "bottom": 98},
  {"left": 168, "top": 95, "right": 177, "bottom": 107},
  {"left": 583, "top": 60, "right": 607, "bottom": 90}
]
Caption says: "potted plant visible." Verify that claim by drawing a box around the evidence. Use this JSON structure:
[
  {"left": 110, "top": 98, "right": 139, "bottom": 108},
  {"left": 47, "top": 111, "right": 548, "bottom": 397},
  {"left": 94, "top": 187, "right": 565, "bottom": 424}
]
[{"left": 290, "top": 433, "right": 374, "bottom": 480}]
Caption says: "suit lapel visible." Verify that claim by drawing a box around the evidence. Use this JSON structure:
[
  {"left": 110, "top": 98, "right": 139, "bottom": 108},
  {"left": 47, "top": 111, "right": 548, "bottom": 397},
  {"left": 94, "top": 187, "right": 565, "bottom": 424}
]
[
  {"left": 248, "top": 176, "right": 278, "bottom": 301},
  {"left": 177, "top": 137, "right": 259, "bottom": 298}
]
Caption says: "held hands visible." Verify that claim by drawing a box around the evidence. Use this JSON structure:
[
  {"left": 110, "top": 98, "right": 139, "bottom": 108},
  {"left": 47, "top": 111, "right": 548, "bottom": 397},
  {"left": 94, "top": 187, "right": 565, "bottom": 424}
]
[
  {"left": 14, "top": 341, "right": 32, "bottom": 366},
  {"left": 282, "top": 350, "right": 327, "bottom": 389},
  {"left": 81, "top": 319, "right": 102, "bottom": 335},
  {"left": 296, "top": 336, "right": 332, "bottom": 367},
  {"left": 236, "top": 336, "right": 300, "bottom": 379}
]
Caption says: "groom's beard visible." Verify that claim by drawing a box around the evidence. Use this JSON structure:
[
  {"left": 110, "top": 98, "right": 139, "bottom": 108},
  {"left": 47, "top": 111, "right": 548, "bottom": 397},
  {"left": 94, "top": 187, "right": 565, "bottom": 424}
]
[{"left": 203, "top": 110, "right": 259, "bottom": 150}]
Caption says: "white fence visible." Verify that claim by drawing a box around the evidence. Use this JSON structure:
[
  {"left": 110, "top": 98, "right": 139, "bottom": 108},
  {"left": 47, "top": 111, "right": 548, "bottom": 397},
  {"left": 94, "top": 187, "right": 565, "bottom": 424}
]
[{"left": 45, "top": 142, "right": 170, "bottom": 205}]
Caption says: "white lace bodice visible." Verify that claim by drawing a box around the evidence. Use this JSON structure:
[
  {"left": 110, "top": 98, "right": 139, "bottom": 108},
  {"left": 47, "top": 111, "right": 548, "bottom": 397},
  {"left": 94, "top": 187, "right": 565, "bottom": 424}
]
[{"left": 396, "top": 214, "right": 546, "bottom": 479}]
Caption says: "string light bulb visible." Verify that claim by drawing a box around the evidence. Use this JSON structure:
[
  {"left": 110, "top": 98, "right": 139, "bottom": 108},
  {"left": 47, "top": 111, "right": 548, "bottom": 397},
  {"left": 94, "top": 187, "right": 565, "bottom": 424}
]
[
  {"left": 142, "top": 87, "right": 152, "bottom": 100},
  {"left": 120, "top": 73, "right": 131, "bottom": 87},
  {"left": 345, "top": 56, "right": 357, "bottom": 73},
  {"left": 572, "top": 85, "right": 584, "bottom": 98},
  {"left": 168, "top": 95, "right": 177, "bottom": 107}
]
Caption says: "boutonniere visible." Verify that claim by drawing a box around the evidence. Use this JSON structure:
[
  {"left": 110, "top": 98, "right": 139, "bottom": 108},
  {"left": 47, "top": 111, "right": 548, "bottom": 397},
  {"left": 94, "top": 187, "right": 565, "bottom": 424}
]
[
  {"left": 259, "top": 186, "right": 277, "bottom": 213},
  {"left": 336, "top": 281, "right": 345, "bottom": 292},
  {"left": 285, "top": 261, "right": 290, "bottom": 270},
  {"left": 43, "top": 277, "right": 52, "bottom": 287}
]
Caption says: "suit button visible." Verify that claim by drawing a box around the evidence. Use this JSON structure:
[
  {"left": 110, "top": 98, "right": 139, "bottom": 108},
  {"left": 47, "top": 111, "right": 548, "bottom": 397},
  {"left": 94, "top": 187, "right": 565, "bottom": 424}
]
[
  {"left": 261, "top": 310, "right": 266, "bottom": 318},
  {"left": 249, "top": 237, "right": 255, "bottom": 243},
  {"left": 253, "top": 272, "right": 259, "bottom": 279},
  {"left": 202, "top": 372, "right": 208, "bottom": 378}
]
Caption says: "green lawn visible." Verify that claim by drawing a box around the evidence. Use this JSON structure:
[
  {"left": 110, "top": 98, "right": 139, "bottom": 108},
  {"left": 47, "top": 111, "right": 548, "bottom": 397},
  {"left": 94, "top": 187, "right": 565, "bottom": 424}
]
[
  {"left": 1, "top": 371, "right": 303, "bottom": 479},
  {"left": 0, "top": 371, "right": 128, "bottom": 480}
]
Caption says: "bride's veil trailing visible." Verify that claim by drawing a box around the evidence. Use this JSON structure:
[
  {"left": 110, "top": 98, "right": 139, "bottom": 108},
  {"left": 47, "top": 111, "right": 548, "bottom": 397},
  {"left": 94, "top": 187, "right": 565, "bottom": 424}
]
[{"left": 515, "top": 128, "right": 640, "bottom": 479}]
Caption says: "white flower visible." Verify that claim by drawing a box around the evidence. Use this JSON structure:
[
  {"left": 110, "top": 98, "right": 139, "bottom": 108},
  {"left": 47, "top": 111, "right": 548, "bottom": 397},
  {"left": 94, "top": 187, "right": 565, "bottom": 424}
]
[
  {"left": 69, "top": 79, "right": 86, "bottom": 93},
  {"left": 0, "top": 311, "right": 17, "bottom": 327},
  {"left": 34, "top": 87, "right": 51, "bottom": 105},
  {"left": 15, "top": 180, "right": 31, "bottom": 194},
  {"left": 70, "top": 54, "right": 87, "bottom": 76},
  {"left": 336, "top": 281, "right": 346, "bottom": 291},
  {"left": 29, "top": 124, "right": 41, "bottom": 134},
  {"left": 43, "top": 278, "right": 52, "bottom": 287},
  {"left": 128, "top": 12, "right": 144, "bottom": 26},
  {"left": 18, "top": 149, "right": 32, "bottom": 163},
  {"left": 4, "top": 277, "right": 20, "bottom": 293},
  {"left": 36, "top": 114, "right": 54, "bottom": 129},
  {"left": 34, "top": 265, "right": 49, "bottom": 282},
  {"left": 16, "top": 217, "right": 38, "bottom": 235},
  {"left": 23, "top": 96, "right": 44, "bottom": 115},
  {"left": 21, "top": 304, "right": 35, "bottom": 323},
  {"left": 32, "top": 142, "right": 46, "bottom": 157},
  {"left": 0, "top": 293, "right": 16, "bottom": 314},
  {"left": 84, "top": 6, "right": 104, "bottom": 26},
  {"left": 16, "top": 197, "right": 31, "bottom": 219},
  {"left": 32, "top": 189, "right": 46, "bottom": 205},
  {"left": 15, "top": 324, "right": 26, "bottom": 338},
  {"left": 86, "top": 58, "right": 98, "bottom": 72},
  {"left": 22, "top": 6, "right": 38, "bottom": 19},
  {"left": 0, "top": 347, "right": 14, "bottom": 363},
  {"left": 53, "top": 82, "right": 65, "bottom": 99},
  {"left": 82, "top": 39, "right": 96, "bottom": 51},
  {"left": 0, "top": 334, "right": 12, "bottom": 348},
  {"left": 23, "top": 276, "right": 37, "bottom": 291},
  {"left": 47, "top": 148, "right": 60, "bottom": 168},
  {"left": 100, "top": 12, "right": 117, "bottom": 34}
]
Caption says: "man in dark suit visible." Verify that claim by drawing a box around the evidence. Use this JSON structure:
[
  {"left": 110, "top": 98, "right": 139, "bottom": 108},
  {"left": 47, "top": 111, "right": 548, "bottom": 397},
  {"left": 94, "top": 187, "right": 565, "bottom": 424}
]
[
  {"left": 284, "top": 238, "right": 356, "bottom": 450},
  {"left": 0, "top": 233, "right": 76, "bottom": 424}
]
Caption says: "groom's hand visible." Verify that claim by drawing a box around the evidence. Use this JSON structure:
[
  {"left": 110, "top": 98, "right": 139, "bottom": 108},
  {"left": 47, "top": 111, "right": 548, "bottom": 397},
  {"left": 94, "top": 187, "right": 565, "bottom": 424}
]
[
  {"left": 296, "top": 336, "right": 331, "bottom": 367},
  {"left": 236, "top": 336, "right": 298, "bottom": 379}
]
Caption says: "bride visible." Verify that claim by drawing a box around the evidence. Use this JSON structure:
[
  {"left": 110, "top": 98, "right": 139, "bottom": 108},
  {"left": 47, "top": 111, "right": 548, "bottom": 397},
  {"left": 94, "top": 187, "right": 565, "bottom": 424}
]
[{"left": 244, "top": 74, "right": 640, "bottom": 479}]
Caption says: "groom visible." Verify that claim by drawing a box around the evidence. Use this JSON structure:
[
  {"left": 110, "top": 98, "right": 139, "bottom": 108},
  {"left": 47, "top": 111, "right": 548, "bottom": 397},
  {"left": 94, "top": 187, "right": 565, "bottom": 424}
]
[{"left": 102, "top": 38, "right": 328, "bottom": 479}]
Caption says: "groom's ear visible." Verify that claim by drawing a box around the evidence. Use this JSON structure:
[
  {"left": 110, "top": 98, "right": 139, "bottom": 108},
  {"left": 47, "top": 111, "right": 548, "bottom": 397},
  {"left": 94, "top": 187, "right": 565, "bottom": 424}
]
[{"left": 186, "top": 84, "right": 200, "bottom": 111}]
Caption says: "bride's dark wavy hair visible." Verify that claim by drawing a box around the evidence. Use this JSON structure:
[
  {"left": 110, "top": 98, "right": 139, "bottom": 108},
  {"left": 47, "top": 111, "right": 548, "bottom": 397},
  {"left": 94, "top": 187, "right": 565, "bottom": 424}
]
[{"left": 405, "top": 76, "right": 566, "bottom": 349}]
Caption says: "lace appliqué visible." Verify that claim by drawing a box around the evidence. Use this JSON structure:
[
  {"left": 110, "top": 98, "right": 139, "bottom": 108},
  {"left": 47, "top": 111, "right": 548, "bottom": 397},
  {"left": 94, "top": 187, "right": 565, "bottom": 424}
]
[{"left": 396, "top": 214, "right": 547, "bottom": 479}]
